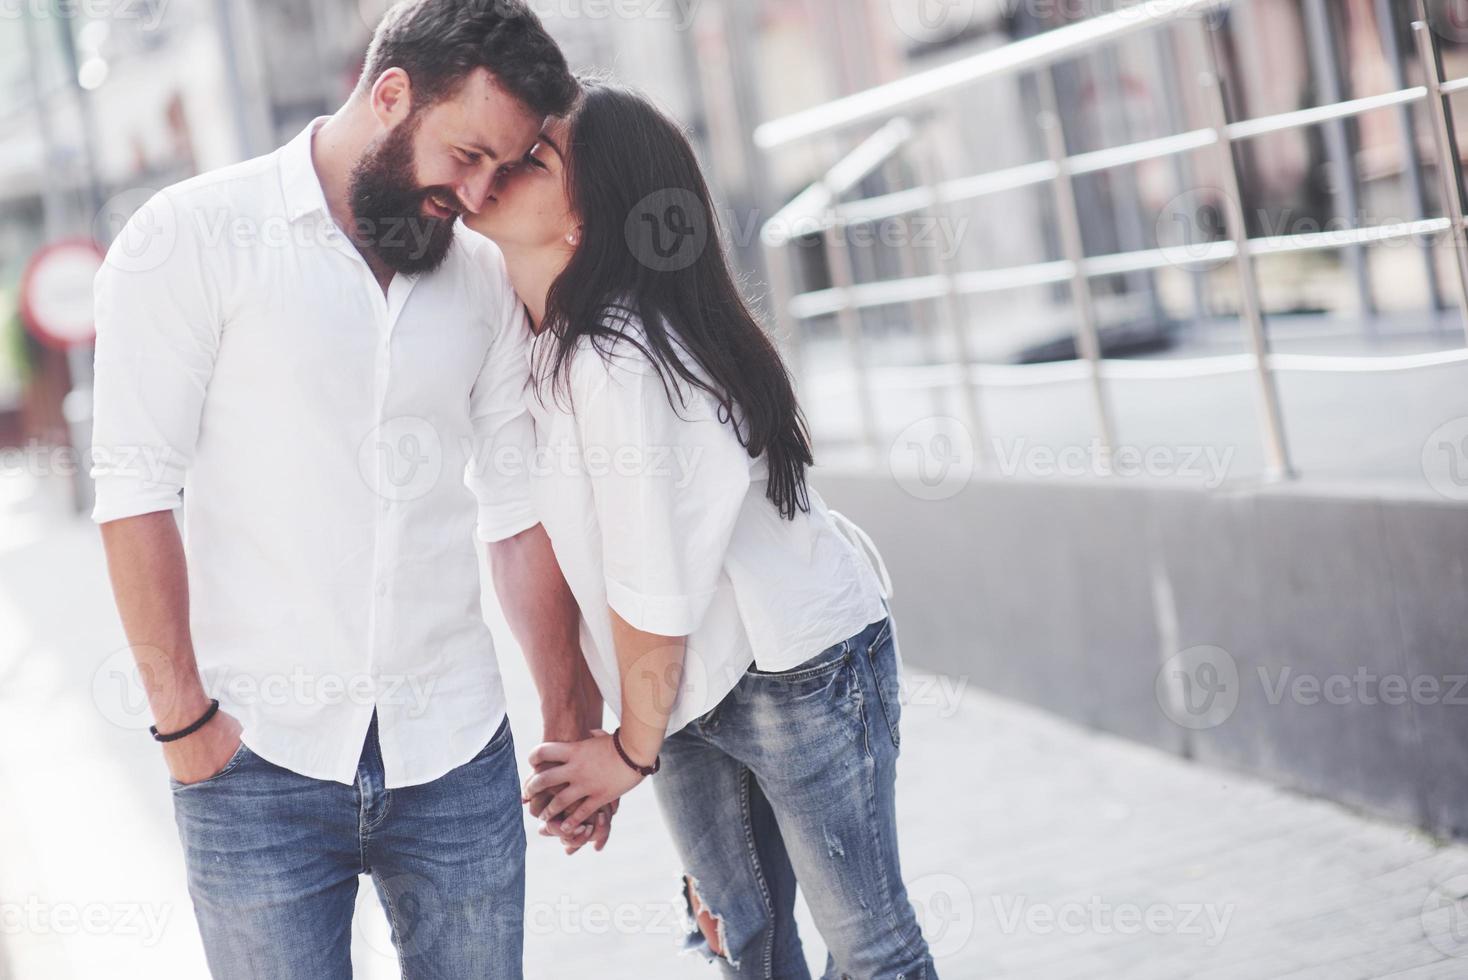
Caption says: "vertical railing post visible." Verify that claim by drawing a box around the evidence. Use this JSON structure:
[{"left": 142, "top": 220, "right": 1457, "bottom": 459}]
[
  {"left": 1200, "top": 60, "right": 1294, "bottom": 480},
  {"left": 1375, "top": 0, "right": 1443, "bottom": 321},
  {"left": 1150, "top": 26, "right": 1211, "bottom": 327},
  {"left": 824, "top": 219, "right": 883, "bottom": 456},
  {"left": 1038, "top": 68, "right": 1117, "bottom": 455},
  {"left": 1301, "top": 0, "right": 1375, "bottom": 321},
  {"left": 911, "top": 119, "right": 988, "bottom": 465},
  {"left": 1412, "top": 19, "right": 1468, "bottom": 346}
]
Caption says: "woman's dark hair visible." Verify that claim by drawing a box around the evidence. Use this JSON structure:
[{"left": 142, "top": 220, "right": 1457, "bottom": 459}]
[
  {"left": 539, "top": 80, "right": 813, "bottom": 520},
  {"left": 359, "top": 0, "right": 577, "bottom": 118}
]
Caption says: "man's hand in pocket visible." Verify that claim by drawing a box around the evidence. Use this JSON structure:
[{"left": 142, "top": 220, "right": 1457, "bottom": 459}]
[{"left": 163, "top": 705, "right": 244, "bottom": 785}]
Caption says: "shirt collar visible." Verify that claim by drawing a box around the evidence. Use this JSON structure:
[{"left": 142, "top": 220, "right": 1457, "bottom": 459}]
[{"left": 279, "top": 117, "right": 333, "bottom": 224}]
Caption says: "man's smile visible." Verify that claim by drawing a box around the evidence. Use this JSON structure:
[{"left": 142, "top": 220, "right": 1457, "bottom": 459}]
[{"left": 423, "top": 193, "right": 459, "bottom": 219}]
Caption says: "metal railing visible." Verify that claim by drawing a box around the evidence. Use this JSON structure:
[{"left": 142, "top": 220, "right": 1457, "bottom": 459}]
[{"left": 756, "top": 0, "right": 1468, "bottom": 480}]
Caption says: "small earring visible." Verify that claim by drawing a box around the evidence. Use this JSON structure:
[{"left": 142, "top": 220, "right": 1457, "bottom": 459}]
[{"left": 566, "top": 233, "right": 578, "bottom": 245}]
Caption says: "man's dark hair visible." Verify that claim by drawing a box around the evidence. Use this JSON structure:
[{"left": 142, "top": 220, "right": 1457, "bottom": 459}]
[{"left": 359, "top": 0, "right": 577, "bottom": 118}]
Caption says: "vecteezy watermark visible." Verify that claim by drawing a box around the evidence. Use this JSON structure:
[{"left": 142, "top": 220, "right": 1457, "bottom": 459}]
[
  {"left": 992, "top": 438, "right": 1235, "bottom": 487},
  {"left": 1426, "top": 0, "right": 1468, "bottom": 44},
  {"left": 0, "top": 898, "right": 174, "bottom": 946},
  {"left": 759, "top": 211, "right": 970, "bottom": 262},
  {"left": 1257, "top": 667, "right": 1468, "bottom": 708},
  {"left": 359, "top": 415, "right": 711, "bottom": 502},
  {"left": 1422, "top": 873, "right": 1468, "bottom": 958},
  {"left": 615, "top": 641, "right": 714, "bottom": 733},
  {"left": 95, "top": 187, "right": 178, "bottom": 275},
  {"left": 1155, "top": 187, "right": 1231, "bottom": 271},
  {"left": 0, "top": 0, "right": 168, "bottom": 28},
  {"left": 526, "top": 896, "right": 685, "bottom": 937},
  {"left": 1155, "top": 645, "right": 1240, "bottom": 730},
  {"left": 356, "top": 871, "right": 521, "bottom": 958},
  {"left": 991, "top": 895, "right": 1234, "bottom": 947},
  {"left": 359, "top": 416, "right": 445, "bottom": 504},
  {"left": 907, "top": 872, "right": 976, "bottom": 958},
  {"left": 1156, "top": 188, "right": 1462, "bottom": 271},
  {"left": 1422, "top": 417, "right": 1468, "bottom": 503},
  {"left": 355, "top": 0, "right": 702, "bottom": 33},
  {"left": 529, "top": 0, "right": 701, "bottom": 30},
  {"left": 890, "top": 417, "right": 978, "bottom": 502},
  {"left": 989, "top": 0, "right": 1229, "bottom": 29},
  {"left": 96, "top": 185, "right": 968, "bottom": 279},
  {"left": 92, "top": 646, "right": 442, "bottom": 730},
  {"left": 1, "top": 440, "right": 120, "bottom": 480},
  {"left": 95, "top": 189, "right": 456, "bottom": 275},
  {"left": 356, "top": 872, "right": 439, "bottom": 960},
  {"left": 625, "top": 188, "right": 709, "bottom": 273},
  {"left": 888, "top": 418, "right": 1237, "bottom": 501},
  {"left": 887, "top": 0, "right": 983, "bottom": 43},
  {"left": 900, "top": 672, "right": 971, "bottom": 719},
  {"left": 1156, "top": 644, "right": 1468, "bottom": 730}
]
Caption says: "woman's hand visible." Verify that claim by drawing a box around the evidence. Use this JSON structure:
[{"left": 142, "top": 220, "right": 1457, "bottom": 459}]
[{"left": 524, "top": 732, "right": 648, "bottom": 832}]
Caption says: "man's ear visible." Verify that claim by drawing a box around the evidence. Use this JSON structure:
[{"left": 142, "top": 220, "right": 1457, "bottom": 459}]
[{"left": 369, "top": 67, "right": 414, "bottom": 127}]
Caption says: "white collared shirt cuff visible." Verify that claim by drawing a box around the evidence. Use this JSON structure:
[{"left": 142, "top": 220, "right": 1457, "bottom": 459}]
[
  {"left": 476, "top": 506, "right": 540, "bottom": 544},
  {"left": 90, "top": 482, "right": 183, "bottom": 524},
  {"left": 605, "top": 578, "right": 717, "bottom": 637}
]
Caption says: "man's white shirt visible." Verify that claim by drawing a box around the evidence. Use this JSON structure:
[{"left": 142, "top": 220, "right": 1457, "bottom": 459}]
[{"left": 90, "top": 119, "right": 537, "bottom": 788}]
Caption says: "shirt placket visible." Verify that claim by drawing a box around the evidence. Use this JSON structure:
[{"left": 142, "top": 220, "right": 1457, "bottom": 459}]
[
  {"left": 327, "top": 219, "right": 419, "bottom": 723},
  {"left": 368, "top": 273, "right": 420, "bottom": 713}
]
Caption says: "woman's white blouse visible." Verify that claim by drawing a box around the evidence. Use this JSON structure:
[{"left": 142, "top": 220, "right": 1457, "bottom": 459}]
[{"left": 523, "top": 322, "right": 888, "bottom": 735}]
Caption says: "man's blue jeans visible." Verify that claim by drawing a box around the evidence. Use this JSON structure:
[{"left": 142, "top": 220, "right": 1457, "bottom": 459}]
[
  {"left": 169, "top": 713, "right": 525, "bottom": 979},
  {"left": 653, "top": 617, "right": 937, "bottom": 980}
]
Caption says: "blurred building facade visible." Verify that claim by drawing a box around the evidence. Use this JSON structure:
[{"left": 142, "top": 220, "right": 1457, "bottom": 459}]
[
  {"left": 746, "top": 1, "right": 1468, "bottom": 363},
  {"left": 3, "top": 0, "right": 1467, "bottom": 449}
]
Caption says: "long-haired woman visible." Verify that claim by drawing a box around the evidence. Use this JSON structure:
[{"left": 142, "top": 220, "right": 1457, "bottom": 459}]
[{"left": 467, "top": 80, "right": 936, "bottom": 979}]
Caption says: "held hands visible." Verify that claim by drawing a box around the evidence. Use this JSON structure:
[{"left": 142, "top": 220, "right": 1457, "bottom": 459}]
[
  {"left": 525, "top": 742, "right": 619, "bottom": 855},
  {"left": 538, "top": 797, "right": 619, "bottom": 855},
  {"left": 523, "top": 730, "right": 648, "bottom": 852}
]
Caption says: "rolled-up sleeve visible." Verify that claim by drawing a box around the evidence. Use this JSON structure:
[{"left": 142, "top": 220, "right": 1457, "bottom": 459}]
[
  {"left": 576, "top": 359, "right": 752, "bottom": 637},
  {"left": 464, "top": 242, "right": 538, "bottom": 543},
  {"left": 90, "top": 191, "right": 221, "bottom": 524}
]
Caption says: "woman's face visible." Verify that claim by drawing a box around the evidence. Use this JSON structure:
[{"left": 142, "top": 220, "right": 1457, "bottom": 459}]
[{"left": 466, "top": 116, "right": 577, "bottom": 252}]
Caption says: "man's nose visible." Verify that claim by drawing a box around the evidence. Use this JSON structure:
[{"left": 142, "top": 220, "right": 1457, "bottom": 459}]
[{"left": 456, "top": 173, "right": 493, "bottom": 215}]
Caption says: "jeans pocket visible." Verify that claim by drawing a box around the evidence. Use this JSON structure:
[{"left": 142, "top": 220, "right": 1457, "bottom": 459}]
[
  {"left": 747, "top": 640, "right": 850, "bottom": 681},
  {"left": 865, "top": 619, "right": 902, "bottom": 749},
  {"left": 471, "top": 714, "right": 514, "bottom": 763},
  {"left": 170, "top": 740, "right": 251, "bottom": 791}
]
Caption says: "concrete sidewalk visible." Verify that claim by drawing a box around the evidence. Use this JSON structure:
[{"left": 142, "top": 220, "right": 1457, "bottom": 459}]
[{"left": 2, "top": 473, "right": 1468, "bottom": 978}]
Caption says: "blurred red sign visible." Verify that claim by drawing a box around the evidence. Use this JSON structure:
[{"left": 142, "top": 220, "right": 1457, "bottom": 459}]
[{"left": 20, "top": 238, "right": 105, "bottom": 350}]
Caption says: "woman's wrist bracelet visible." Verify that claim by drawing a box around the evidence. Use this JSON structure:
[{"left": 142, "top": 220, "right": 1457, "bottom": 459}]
[
  {"left": 611, "top": 727, "right": 660, "bottom": 777},
  {"left": 150, "top": 698, "right": 220, "bottom": 743}
]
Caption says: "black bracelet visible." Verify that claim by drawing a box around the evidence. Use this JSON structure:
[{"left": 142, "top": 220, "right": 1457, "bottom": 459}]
[
  {"left": 611, "top": 727, "right": 660, "bottom": 777},
  {"left": 150, "top": 699, "right": 220, "bottom": 743}
]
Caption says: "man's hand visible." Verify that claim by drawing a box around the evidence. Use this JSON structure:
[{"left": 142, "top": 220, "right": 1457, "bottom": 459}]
[
  {"left": 528, "top": 727, "right": 617, "bottom": 853},
  {"left": 489, "top": 526, "right": 612, "bottom": 850},
  {"left": 162, "top": 706, "right": 244, "bottom": 785},
  {"left": 525, "top": 732, "right": 645, "bottom": 833},
  {"left": 541, "top": 799, "right": 617, "bottom": 855}
]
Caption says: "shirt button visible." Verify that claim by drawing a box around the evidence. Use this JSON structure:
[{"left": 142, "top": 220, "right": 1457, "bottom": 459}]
[{"left": 375, "top": 581, "right": 388, "bottom": 598}]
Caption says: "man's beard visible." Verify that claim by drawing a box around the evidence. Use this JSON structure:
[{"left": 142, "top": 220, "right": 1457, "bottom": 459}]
[{"left": 347, "top": 116, "right": 459, "bottom": 275}]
